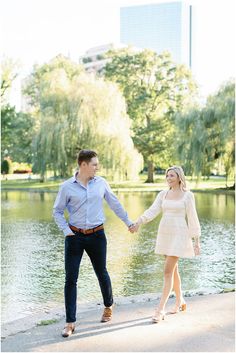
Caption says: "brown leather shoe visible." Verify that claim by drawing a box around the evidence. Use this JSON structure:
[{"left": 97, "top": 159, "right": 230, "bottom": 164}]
[
  {"left": 61, "top": 323, "right": 75, "bottom": 337},
  {"left": 101, "top": 306, "right": 113, "bottom": 322}
]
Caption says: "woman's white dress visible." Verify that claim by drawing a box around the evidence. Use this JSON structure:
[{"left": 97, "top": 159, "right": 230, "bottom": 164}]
[{"left": 137, "top": 190, "right": 201, "bottom": 258}]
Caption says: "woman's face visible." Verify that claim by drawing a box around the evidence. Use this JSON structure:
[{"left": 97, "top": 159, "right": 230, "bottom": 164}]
[{"left": 166, "top": 170, "right": 180, "bottom": 189}]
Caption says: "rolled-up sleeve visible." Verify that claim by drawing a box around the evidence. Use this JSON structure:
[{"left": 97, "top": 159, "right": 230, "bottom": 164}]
[
  {"left": 104, "top": 181, "right": 133, "bottom": 227},
  {"left": 186, "top": 192, "right": 201, "bottom": 239},
  {"left": 53, "top": 185, "right": 72, "bottom": 236},
  {"left": 137, "top": 190, "right": 164, "bottom": 225}
]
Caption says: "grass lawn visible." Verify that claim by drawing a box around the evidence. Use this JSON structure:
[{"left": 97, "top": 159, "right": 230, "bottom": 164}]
[
  {"left": 1, "top": 174, "right": 234, "bottom": 194},
  {"left": 1, "top": 179, "right": 61, "bottom": 191}
]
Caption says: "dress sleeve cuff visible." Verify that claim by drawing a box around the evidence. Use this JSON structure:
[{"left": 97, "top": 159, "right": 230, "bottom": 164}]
[{"left": 136, "top": 218, "right": 143, "bottom": 226}]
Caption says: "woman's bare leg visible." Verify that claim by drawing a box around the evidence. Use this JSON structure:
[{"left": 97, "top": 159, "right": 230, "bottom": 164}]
[
  {"left": 172, "top": 263, "right": 184, "bottom": 305},
  {"left": 158, "top": 256, "right": 179, "bottom": 312}
]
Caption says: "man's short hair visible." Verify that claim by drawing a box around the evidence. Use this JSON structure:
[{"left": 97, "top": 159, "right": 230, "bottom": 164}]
[{"left": 77, "top": 150, "right": 97, "bottom": 166}]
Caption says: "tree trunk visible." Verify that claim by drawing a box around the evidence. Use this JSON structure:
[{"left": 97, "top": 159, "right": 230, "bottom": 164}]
[
  {"left": 146, "top": 159, "right": 154, "bottom": 183},
  {"left": 228, "top": 183, "right": 235, "bottom": 190},
  {"left": 225, "top": 172, "right": 228, "bottom": 188},
  {"left": 40, "top": 174, "right": 45, "bottom": 183}
]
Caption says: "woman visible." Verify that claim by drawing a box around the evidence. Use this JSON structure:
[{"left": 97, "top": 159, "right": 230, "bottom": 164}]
[{"left": 130, "top": 166, "right": 201, "bottom": 323}]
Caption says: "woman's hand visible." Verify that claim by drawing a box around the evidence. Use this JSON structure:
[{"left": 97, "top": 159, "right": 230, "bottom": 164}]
[{"left": 194, "top": 243, "right": 201, "bottom": 256}]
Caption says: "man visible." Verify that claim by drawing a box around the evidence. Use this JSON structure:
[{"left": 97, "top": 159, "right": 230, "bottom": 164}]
[{"left": 53, "top": 149, "right": 134, "bottom": 337}]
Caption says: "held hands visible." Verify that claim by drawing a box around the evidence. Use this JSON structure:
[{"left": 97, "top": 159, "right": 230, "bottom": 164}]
[{"left": 128, "top": 222, "right": 140, "bottom": 233}]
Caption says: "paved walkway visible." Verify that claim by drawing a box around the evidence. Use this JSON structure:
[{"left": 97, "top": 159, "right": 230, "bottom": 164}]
[{"left": 1, "top": 292, "right": 235, "bottom": 352}]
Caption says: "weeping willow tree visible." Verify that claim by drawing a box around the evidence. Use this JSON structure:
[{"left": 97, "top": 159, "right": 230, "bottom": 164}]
[
  {"left": 175, "top": 79, "right": 235, "bottom": 184},
  {"left": 74, "top": 73, "right": 143, "bottom": 180},
  {"left": 175, "top": 108, "right": 221, "bottom": 178},
  {"left": 24, "top": 55, "right": 84, "bottom": 179},
  {"left": 208, "top": 80, "right": 235, "bottom": 187},
  {"left": 24, "top": 56, "right": 142, "bottom": 180}
]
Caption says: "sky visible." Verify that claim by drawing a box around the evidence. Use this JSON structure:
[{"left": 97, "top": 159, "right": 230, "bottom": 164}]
[{"left": 1, "top": 0, "right": 235, "bottom": 108}]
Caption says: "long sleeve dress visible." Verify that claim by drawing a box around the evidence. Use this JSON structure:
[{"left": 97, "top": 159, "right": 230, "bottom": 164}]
[{"left": 137, "top": 190, "right": 201, "bottom": 258}]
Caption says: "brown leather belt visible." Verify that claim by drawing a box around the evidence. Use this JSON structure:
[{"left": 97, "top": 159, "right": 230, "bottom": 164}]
[{"left": 69, "top": 224, "right": 104, "bottom": 235}]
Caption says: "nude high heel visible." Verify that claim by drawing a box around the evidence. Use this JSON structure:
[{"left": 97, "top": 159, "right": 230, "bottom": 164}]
[
  {"left": 170, "top": 302, "right": 187, "bottom": 314},
  {"left": 152, "top": 309, "right": 165, "bottom": 323}
]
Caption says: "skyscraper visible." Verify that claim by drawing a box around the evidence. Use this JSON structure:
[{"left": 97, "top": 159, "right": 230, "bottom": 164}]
[{"left": 120, "top": 1, "right": 192, "bottom": 67}]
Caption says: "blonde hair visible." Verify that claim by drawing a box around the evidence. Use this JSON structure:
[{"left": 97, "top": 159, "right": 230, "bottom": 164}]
[{"left": 165, "top": 165, "right": 187, "bottom": 191}]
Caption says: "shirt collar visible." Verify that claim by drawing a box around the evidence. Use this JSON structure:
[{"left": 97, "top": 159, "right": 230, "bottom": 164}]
[
  {"left": 72, "top": 172, "right": 97, "bottom": 184},
  {"left": 72, "top": 172, "right": 78, "bottom": 183}
]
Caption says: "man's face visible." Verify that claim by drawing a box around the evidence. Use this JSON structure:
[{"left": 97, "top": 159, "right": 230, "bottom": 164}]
[{"left": 82, "top": 157, "right": 99, "bottom": 178}]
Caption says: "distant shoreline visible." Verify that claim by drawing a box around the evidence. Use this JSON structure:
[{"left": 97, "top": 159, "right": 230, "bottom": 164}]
[
  {"left": 1, "top": 175, "right": 234, "bottom": 194},
  {"left": 1, "top": 187, "right": 235, "bottom": 195}
]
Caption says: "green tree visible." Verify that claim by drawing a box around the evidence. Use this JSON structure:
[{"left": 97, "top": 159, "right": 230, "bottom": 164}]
[
  {"left": 75, "top": 73, "right": 143, "bottom": 181},
  {"left": 24, "top": 56, "right": 142, "bottom": 180},
  {"left": 1, "top": 57, "right": 34, "bottom": 163},
  {"left": 223, "top": 141, "right": 235, "bottom": 188},
  {"left": 104, "top": 48, "right": 197, "bottom": 182},
  {"left": 1, "top": 104, "right": 16, "bottom": 159},
  {"left": 1, "top": 105, "right": 34, "bottom": 163},
  {"left": 1, "top": 57, "right": 19, "bottom": 103},
  {"left": 24, "top": 54, "right": 83, "bottom": 110},
  {"left": 175, "top": 80, "right": 235, "bottom": 183},
  {"left": 175, "top": 107, "right": 219, "bottom": 178},
  {"left": 24, "top": 55, "right": 85, "bottom": 179},
  {"left": 207, "top": 80, "right": 235, "bottom": 186},
  {"left": 1, "top": 158, "right": 10, "bottom": 176}
]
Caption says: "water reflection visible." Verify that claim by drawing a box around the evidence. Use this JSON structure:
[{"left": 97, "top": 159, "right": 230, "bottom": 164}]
[{"left": 1, "top": 190, "right": 235, "bottom": 323}]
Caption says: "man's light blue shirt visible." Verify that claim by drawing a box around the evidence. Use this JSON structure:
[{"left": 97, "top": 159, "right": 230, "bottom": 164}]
[{"left": 53, "top": 174, "right": 133, "bottom": 236}]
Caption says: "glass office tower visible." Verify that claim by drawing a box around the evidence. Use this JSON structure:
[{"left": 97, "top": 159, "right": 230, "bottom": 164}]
[{"left": 120, "top": 2, "right": 192, "bottom": 67}]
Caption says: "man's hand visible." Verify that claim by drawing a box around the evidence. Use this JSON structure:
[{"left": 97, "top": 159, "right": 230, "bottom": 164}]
[{"left": 129, "top": 223, "right": 139, "bottom": 233}]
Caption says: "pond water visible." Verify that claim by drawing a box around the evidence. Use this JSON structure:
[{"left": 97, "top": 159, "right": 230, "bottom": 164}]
[{"left": 1, "top": 190, "right": 235, "bottom": 323}]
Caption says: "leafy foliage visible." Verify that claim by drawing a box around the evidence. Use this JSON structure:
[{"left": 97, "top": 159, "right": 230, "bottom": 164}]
[
  {"left": 24, "top": 56, "right": 142, "bottom": 179},
  {"left": 104, "top": 48, "right": 197, "bottom": 181},
  {"left": 1, "top": 104, "right": 34, "bottom": 163},
  {"left": 175, "top": 80, "right": 235, "bottom": 183}
]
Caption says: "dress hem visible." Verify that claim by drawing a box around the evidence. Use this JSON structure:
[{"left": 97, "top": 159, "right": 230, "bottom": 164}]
[{"left": 155, "top": 250, "right": 195, "bottom": 258}]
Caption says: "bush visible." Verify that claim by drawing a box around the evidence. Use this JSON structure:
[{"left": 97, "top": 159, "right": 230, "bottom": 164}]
[
  {"left": 1, "top": 159, "right": 10, "bottom": 174},
  {"left": 1, "top": 158, "right": 12, "bottom": 174}
]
